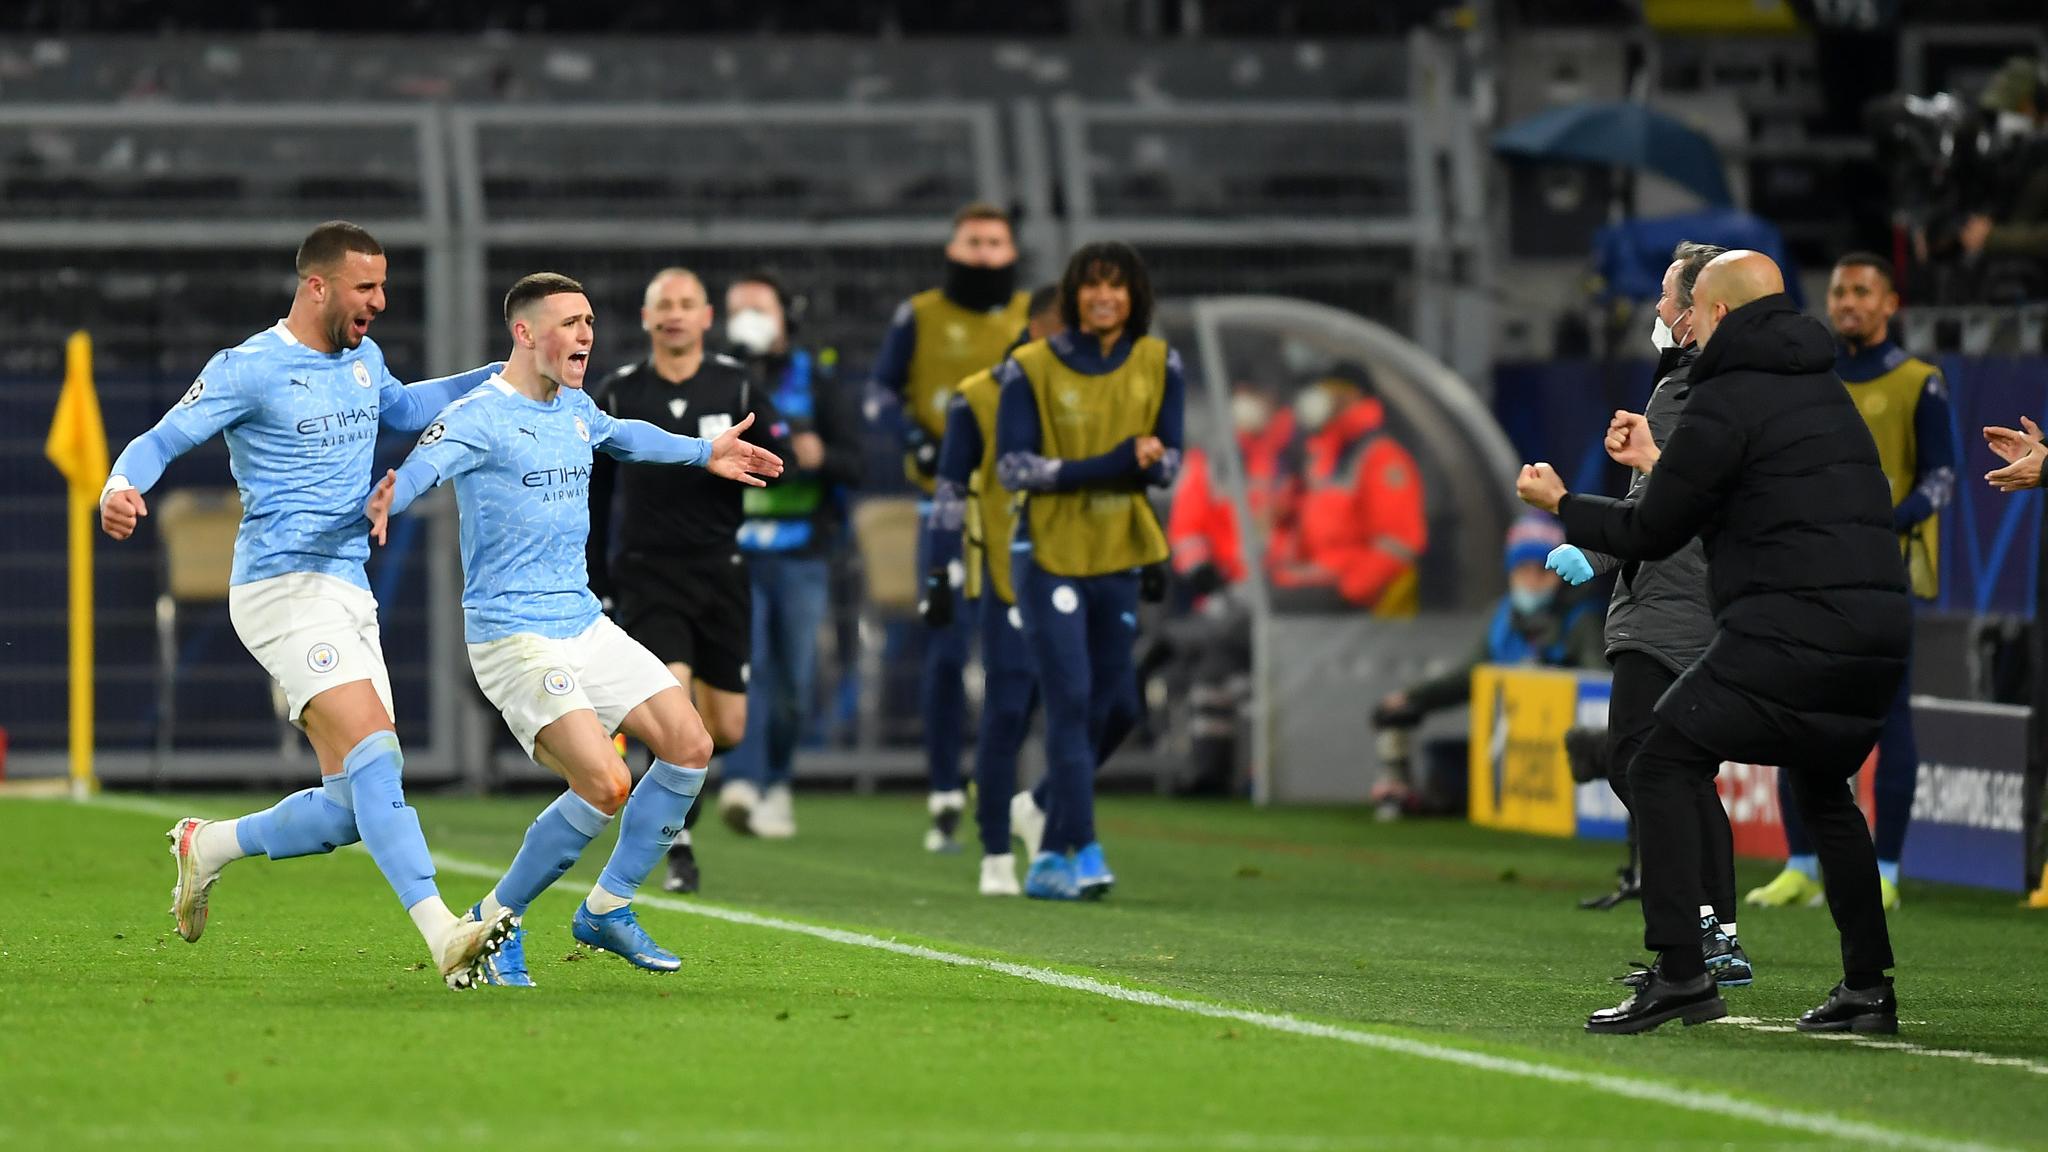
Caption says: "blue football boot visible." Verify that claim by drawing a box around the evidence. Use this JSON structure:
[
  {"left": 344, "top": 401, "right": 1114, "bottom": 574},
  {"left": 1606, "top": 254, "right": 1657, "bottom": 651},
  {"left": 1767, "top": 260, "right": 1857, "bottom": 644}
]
[
  {"left": 1073, "top": 842, "right": 1116, "bottom": 901},
  {"left": 572, "top": 902, "right": 681, "bottom": 972},
  {"left": 469, "top": 902, "right": 533, "bottom": 988},
  {"left": 1023, "top": 851, "right": 1081, "bottom": 901}
]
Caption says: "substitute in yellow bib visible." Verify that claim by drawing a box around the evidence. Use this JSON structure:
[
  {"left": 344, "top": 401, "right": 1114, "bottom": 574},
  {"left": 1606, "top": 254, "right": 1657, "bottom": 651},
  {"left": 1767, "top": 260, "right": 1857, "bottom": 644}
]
[
  {"left": 918, "top": 284, "right": 1064, "bottom": 895},
  {"left": 1750, "top": 251, "right": 1955, "bottom": 914},
  {"left": 996, "top": 242, "right": 1184, "bottom": 901},
  {"left": 872, "top": 203, "right": 1031, "bottom": 844}
]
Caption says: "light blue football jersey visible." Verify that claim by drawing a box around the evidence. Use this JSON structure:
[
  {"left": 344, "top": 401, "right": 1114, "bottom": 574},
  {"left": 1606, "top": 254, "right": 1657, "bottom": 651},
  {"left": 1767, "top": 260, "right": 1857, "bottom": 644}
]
[
  {"left": 395, "top": 378, "right": 653, "bottom": 643},
  {"left": 107, "top": 321, "right": 487, "bottom": 589}
]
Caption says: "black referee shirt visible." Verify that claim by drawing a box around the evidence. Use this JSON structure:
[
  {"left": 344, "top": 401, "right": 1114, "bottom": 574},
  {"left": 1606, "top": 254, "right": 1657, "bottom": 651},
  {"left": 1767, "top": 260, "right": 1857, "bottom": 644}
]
[{"left": 585, "top": 353, "right": 789, "bottom": 593}]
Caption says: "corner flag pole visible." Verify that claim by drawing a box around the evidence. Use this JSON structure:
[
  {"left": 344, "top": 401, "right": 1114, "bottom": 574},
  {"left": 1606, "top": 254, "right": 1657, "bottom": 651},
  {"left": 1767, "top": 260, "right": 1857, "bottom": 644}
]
[{"left": 45, "top": 331, "right": 108, "bottom": 800}]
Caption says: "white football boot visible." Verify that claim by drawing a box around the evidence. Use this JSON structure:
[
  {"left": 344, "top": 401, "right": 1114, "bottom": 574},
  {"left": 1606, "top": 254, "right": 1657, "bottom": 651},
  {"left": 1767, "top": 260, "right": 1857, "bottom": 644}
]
[
  {"left": 719, "top": 779, "right": 762, "bottom": 836},
  {"left": 435, "top": 907, "right": 519, "bottom": 991},
  {"left": 165, "top": 818, "right": 225, "bottom": 943},
  {"left": 1010, "top": 790, "right": 1046, "bottom": 860},
  {"left": 979, "top": 853, "right": 1022, "bottom": 896},
  {"left": 925, "top": 789, "right": 966, "bottom": 853},
  {"left": 750, "top": 783, "right": 797, "bottom": 839}
]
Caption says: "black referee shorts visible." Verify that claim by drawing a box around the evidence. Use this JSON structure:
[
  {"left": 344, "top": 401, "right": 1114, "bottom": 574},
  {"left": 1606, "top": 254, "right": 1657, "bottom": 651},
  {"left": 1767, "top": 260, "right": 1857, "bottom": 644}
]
[{"left": 611, "top": 549, "right": 751, "bottom": 695}]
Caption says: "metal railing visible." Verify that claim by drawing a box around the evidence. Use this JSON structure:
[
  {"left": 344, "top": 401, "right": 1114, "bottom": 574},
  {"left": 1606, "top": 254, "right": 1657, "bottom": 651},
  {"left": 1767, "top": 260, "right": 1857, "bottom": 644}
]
[{"left": 2, "top": 60, "right": 1495, "bottom": 787}]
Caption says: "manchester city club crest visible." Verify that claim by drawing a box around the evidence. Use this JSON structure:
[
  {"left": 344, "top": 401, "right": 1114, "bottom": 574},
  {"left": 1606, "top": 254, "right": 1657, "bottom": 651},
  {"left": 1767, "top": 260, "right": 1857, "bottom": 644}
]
[
  {"left": 352, "top": 361, "right": 373, "bottom": 388},
  {"left": 542, "top": 668, "right": 575, "bottom": 696},
  {"left": 306, "top": 643, "right": 339, "bottom": 673},
  {"left": 574, "top": 416, "right": 590, "bottom": 442}
]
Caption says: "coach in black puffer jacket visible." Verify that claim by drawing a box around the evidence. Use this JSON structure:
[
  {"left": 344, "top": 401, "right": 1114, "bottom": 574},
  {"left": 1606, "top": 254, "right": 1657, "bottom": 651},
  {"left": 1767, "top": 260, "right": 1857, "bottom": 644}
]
[
  {"left": 1559, "top": 296, "right": 1909, "bottom": 768},
  {"left": 1519, "top": 251, "right": 1908, "bottom": 1033}
]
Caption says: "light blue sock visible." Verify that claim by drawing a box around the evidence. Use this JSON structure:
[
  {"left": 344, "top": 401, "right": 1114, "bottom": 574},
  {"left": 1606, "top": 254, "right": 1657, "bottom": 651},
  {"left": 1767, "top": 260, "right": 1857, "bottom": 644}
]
[
  {"left": 596, "top": 759, "right": 706, "bottom": 901},
  {"left": 343, "top": 731, "right": 439, "bottom": 910},
  {"left": 1877, "top": 859, "right": 1901, "bottom": 886},
  {"left": 233, "top": 779, "right": 360, "bottom": 861},
  {"left": 1786, "top": 854, "right": 1820, "bottom": 881},
  {"left": 495, "top": 791, "right": 613, "bottom": 914}
]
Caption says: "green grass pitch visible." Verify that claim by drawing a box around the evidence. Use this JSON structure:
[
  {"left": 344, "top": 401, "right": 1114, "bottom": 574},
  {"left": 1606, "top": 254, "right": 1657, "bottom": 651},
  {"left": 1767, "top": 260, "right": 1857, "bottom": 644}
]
[{"left": 2, "top": 791, "right": 2044, "bottom": 1151}]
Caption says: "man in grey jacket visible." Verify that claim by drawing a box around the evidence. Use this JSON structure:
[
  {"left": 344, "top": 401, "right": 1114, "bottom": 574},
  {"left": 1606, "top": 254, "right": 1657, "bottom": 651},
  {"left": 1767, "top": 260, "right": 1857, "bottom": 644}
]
[{"left": 1550, "top": 241, "right": 1751, "bottom": 986}]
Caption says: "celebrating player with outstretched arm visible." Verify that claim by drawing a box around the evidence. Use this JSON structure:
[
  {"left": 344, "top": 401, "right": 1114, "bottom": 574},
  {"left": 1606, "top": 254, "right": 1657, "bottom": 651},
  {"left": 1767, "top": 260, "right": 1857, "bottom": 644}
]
[
  {"left": 367, "top": 272, "right": 781, "bottom": 985},
  {"left": 102, "top": 220, "right": 514, "bottom": 990}
]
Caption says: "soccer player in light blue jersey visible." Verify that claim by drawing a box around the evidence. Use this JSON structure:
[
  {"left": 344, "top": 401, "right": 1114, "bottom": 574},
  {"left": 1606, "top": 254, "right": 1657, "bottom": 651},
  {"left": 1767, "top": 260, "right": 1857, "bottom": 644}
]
[
  {"left": 367, "top": 273, "right": 783, "bottom": 984},
  {"left": 100, "top": 221, "right": 517, "bottom": 989}
]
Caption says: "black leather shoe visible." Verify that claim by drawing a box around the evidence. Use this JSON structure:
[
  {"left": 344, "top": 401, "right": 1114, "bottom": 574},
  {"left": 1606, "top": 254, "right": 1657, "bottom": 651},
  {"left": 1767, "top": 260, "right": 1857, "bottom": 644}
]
[
  {"left": 1588, "top": 964, "right": 1726, "bottom": 1034},
  {"left": 1580, "top": 868, "right": 1641, "bottom": 911},
  {"left": 1797, "top": 979, "right": 1898, "bottom": 1034},
  {"left": 662, "top": 842, "right": 700, "bottom": 895}
]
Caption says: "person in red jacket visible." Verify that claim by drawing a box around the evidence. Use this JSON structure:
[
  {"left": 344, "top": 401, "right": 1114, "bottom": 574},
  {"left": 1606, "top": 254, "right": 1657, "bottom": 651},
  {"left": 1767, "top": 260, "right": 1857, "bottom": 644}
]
[
  {"left": 1167, "top": 384, "right": 1295, "bottom": 594},
  {"left": 1266, "top": 365, "right": 1427, "bottom": 616},
  {"left": 1158, "top": 384, "right": 1293, "bottom": 793}
]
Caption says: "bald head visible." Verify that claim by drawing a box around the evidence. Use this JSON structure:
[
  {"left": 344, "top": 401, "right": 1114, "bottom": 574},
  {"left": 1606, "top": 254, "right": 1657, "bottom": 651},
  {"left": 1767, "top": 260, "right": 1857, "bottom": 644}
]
[
  {"left": 642, "top": 267, "right": 712, "bottom": 358},
  {"left": 1690, "top": 250, "right": 1786, "bottom": 348}
]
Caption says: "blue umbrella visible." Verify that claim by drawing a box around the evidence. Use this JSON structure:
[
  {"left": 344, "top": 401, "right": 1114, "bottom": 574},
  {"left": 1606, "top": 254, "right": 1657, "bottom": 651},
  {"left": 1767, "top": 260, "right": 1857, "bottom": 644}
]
[{"left": 1492, "top": 101, "right": 1734, "bottom": 210}]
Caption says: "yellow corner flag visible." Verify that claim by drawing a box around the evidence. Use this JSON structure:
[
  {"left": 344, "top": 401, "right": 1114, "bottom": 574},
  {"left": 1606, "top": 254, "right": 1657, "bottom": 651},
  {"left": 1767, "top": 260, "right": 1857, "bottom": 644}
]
[{"left": 44, "top": 331, "right": 108, "bottom": 800}]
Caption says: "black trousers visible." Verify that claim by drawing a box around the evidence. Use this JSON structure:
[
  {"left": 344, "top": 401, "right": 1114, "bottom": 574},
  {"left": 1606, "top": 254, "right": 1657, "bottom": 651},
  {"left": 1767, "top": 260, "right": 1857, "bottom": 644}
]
[
  {"left": 1630, "top": 718, "right": 1894, "bottom": 981},
  {"left": 1606, "top": 652, "right": 1738, "bottom": 925}
]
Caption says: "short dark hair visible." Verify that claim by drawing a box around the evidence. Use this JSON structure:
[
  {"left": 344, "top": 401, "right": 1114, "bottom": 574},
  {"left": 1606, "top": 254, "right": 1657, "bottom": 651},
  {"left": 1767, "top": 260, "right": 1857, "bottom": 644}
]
[
  {"left": 296, "top": 221, "right": 382, "bottom": 277},
  {"left": 951, "top": 200, "right": 1013, "bottom": 234},
  {"left": 1058, "top": 241, "right": 1154, "bottom": 338},
  {"left": 1026, "top": 283, "right": 1061, "bottom": 319},
  {"left": 1670, "top": 240, "right": 1727, "bottom": 310},
  {"left": 730, "top": 269, "right": 789, "bottom": 313},
  {"left": 503, "top": 272, "right": 586, "bottom": 326},
  {"left": 1834, "top": 251, "right": 1897, "bottom": 292}
]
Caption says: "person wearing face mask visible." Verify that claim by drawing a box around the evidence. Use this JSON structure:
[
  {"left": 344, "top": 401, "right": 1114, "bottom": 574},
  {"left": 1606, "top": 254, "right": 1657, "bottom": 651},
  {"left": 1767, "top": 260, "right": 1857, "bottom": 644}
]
[
  {"left": 1518, "top": 249, "right": 1908, "bottom": 1035},
  {"left": 922, "top": 284, "right": 1063, "bottom": 889},
  {"left": 721, "top": 271, "right": 865, "bottom": 845},
  {"left": 1265, "top": 364, "right": 1427, "bottom": 617},
  {"left": 586, "top": 267, "right": 792, "bottom": 893},
  {"left": 870, "top": 202, "right": 1033, "bottom": 846},
  {"left": 1156, "top": 383, "right": 1297, "bottom": 794},
  {"left": 1546, "top": 244, "right": 1739, "bottom": 954},
  {"left": 1744, "top": 252, "right": 1953, "bottom": 915},
  {"left": 1367, "top": 515, "right": 1605, "bottom": 820}
]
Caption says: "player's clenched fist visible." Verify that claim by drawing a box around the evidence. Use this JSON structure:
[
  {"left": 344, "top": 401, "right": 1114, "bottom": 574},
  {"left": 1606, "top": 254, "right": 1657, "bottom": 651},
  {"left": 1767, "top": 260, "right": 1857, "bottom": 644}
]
[
  {"left": 100, "top": 487, "right": 148, "bottom": 540},
  {"left": 1516, "top": 462, "right": 1565, "bottom": 514}
]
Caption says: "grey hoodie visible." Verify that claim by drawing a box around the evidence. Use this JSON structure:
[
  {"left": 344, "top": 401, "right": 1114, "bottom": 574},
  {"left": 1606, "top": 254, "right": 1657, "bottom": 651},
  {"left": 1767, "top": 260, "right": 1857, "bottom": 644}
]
[{"left": 1581, "top": 346, "right": 1714, "bottom": 674}]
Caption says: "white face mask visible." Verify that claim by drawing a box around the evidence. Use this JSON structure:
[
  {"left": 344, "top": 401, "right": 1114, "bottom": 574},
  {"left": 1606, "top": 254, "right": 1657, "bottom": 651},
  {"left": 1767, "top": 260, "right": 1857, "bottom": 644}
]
[
  {"left": 726, "top": 308, "right": 781, "bottom": 356},
  {"left": 1651, "top": 308, "right": 1690, "bottom": 352},
  {"left": 1230, "top": 394, "right": 1270, "bottom": 434},
  {"left": 1294, "top": 387, "right": 1336, "bottom": 432}
]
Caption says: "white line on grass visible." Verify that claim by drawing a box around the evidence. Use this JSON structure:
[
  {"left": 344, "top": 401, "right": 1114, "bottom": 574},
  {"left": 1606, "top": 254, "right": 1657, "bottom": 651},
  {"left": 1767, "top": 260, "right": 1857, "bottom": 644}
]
[{"left": 72, "top": 795, "right": 2019, "bottom": 1152}]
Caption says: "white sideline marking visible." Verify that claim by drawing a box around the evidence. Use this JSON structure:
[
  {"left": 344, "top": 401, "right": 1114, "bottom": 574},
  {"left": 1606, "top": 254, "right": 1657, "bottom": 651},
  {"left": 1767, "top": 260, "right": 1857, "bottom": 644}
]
[{"left": 69, "top": 794, "right": 2022, "bottom": 1152}]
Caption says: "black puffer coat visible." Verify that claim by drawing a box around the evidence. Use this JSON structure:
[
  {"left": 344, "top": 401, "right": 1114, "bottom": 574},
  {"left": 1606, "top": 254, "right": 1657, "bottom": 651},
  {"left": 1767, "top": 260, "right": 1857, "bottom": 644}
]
[{"left": 1558, "top": 293, "right": 1910, "bottom": 771}]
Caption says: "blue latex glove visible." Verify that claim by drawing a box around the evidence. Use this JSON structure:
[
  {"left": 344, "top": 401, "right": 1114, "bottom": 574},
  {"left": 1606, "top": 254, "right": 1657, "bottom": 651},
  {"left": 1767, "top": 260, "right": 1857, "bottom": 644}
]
[{"left": 1546, "top": 544, "right": 1594, "bottom": 586}]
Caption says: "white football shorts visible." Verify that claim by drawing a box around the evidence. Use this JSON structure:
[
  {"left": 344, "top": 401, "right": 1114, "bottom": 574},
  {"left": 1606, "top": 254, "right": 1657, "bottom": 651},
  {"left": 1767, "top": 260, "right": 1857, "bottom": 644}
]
[
  {"left": 227, "top": 571, "right": 394, "bottom": 725},
  {"left": 467, "top": 614, "right": 680, "bottom": 757}
]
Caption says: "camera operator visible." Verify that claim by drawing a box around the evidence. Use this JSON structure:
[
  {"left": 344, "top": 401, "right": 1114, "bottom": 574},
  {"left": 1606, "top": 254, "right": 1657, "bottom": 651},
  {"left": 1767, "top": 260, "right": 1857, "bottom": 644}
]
[{"left": 1956, "top": 58, "right": 2048, "bottom": 267}]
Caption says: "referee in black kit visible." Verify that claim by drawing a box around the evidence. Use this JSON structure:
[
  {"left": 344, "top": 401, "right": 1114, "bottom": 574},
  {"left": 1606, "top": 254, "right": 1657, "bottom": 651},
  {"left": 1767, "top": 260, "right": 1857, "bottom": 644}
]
[{"left": 588, "top": 266, "right": 791, "bottom": 893}]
